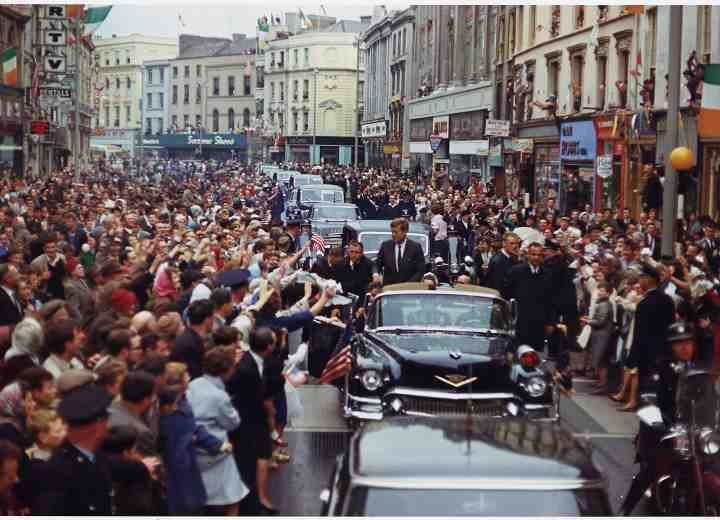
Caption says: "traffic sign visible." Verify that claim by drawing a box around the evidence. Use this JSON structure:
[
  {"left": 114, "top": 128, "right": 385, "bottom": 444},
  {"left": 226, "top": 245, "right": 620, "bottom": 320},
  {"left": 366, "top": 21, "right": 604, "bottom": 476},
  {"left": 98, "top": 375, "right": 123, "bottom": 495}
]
[
  {"left": 429, "top": 134, "right": 442, "bottom": 152},
  {"left": 596, "top": 155, "right": 613, "bottom": 178},
  {"left": 485, "top": 119, "right": 511, "bottom": 137},
  {"left": 30, "top": 120, "right": 50, "bottom": 135}
]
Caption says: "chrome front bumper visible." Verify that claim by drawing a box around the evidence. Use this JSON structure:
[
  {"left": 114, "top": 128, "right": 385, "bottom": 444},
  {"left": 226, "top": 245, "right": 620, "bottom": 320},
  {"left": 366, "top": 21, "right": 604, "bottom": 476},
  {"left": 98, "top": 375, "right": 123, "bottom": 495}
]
[{"left": 344, "top": 387, "right": 558, "bottom": 422}]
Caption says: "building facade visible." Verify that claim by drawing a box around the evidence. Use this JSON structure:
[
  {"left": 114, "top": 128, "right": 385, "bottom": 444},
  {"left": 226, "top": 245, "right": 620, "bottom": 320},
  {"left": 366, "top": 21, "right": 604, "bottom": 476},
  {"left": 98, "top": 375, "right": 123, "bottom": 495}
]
[
  {"left": 141, "top": 59, "right": 170, "bottom": 137},
  {"left": 407, "top": 5, "right": 496, "bottom": 185},
  {"left": 264, "top": 25, "right": 367, "bottom": 165},
  {"left": 165, "top": 33, "right": 256, "bottom": 160},
  {"left": 0, "top": 6, "right": 29, "bottom": 176},
  {"left": 92, "top": 33, "right": 177, "bottom": 156}
]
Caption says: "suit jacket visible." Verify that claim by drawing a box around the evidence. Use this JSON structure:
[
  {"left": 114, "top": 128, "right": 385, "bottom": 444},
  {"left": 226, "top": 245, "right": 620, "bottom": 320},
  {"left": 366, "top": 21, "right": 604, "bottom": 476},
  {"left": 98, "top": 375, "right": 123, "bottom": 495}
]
[
  {"left": 504, "top": 263, "right": 556, "bottom": 347},
  {"left": 0, "top": 286, "right": 23, "bottom": 327},
  {"left": 339, "top": 255, "right": 373, "bottom": 299},
  {"left": 375, "top": 238, "right": 425, "bottom": 285},
  {"left": 31, "top": 442, "right": 113, "bottom": 516},
  {"left": 485, "top": 250, "right": 517, "bottom": 293},
  {"left": 108, "top": 400, "right": 157, "bottom": 456},
  {"left": 63, "top": 278, "right": 95, "bottom": 322},
  {"left": 645, "top": 234, "right": 662, "bottom": 261},
  {"left": 170, "top": 328, "right": 206, "bottom": 380},
  {"left": 628, "top": 288, "right": 675, "bottom": 373},
  {"left": 226, "top": 353, "right": 267, "bottom": 428}
]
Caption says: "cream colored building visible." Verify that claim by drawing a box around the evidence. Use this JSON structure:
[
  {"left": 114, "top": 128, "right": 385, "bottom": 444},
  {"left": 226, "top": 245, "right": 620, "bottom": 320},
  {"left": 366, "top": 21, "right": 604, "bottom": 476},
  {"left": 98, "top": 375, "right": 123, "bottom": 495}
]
[
  {"left": 92, "top": 33, "right": 177, "bottom": 154},
  {"left": 264, "top": 27, "right": 366, "bottom": 165}
]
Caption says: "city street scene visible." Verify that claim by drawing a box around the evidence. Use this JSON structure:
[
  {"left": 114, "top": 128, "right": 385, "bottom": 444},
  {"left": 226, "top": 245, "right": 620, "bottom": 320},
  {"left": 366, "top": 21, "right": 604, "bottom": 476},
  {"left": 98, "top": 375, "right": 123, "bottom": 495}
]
[{"left": 0, "top": 2, "right": 719, "bottom": 516}]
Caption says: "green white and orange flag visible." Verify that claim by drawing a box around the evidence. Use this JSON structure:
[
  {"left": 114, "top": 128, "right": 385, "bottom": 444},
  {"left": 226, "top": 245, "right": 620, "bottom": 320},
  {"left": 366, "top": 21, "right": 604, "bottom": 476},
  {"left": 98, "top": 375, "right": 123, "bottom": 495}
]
[
  {"left": 699, "top": 64, "right": 720, "bottom": 138},
  {"left": 1, "top": 47, "right": 17, "bottom": 86}
]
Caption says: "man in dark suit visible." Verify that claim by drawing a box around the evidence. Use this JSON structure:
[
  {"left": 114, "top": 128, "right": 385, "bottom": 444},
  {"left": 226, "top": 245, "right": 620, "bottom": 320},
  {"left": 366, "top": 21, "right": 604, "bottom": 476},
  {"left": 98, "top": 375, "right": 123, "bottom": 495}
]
[
  {"left": 504, "top": 242, "right": 556, "bottom": 350},
  {"left": 485, "top": 232, "right": 520, "bottom": 292},
  {"left": 311, "top": 247, "right": 346, "bottom": 283},
  {"left": 170, "top": 300, "right": 213, "bottom": 379},
  {"left": 0, "top": 263, "right": 23, "bottom": 329},
  {"left": 375, "top": 218, "right": 426, "bottom": 285},
  {"left": 340, "top": 240, "right": 373, "bottom": 301},
  {"left": 32, "top": 384, "right": 114, "bottom": 515},
  {"left": 645, "top": 222, "right": 662, "bottom": 260},
  {"left": 227, "top": 327, "right": 277, "bottom": 515},
  {"left": 625, "top": 264, "right": 675, "bottom": 386}
]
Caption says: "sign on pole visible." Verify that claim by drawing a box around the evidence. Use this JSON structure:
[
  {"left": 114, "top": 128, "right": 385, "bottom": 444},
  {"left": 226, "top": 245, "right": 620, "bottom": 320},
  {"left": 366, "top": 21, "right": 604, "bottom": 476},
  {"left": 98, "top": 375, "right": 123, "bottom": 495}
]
[
  {"left": 429, "top": 134, "right": 442, "bottom": 152},
  {"left": 596, "top": 154, "right": 613, "bottom": 179},
  {"left": 485, "top": 119, "right": 511, "bottom": 137}
]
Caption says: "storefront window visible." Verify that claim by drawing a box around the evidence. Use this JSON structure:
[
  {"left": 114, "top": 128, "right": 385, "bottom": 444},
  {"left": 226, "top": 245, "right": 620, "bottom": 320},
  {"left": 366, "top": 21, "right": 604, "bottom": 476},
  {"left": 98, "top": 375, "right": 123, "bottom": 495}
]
[
  {"left": 534, "top": 145, "right": 560, "bottom": 207},
  {"left": 560, "top": 166, "right": 593, "bottom": 213}
]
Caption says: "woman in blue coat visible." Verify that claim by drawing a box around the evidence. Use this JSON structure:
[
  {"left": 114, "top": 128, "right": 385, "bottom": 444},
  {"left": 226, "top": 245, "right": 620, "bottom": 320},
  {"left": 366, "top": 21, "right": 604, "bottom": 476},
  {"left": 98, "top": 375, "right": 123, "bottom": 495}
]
[{"left": 159, "top": 363, "right": 230, "bottom": 515}]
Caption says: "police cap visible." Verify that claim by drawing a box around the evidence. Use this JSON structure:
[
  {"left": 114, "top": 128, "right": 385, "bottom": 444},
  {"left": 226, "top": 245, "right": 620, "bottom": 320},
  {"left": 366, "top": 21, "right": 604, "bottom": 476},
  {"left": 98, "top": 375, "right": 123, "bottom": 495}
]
[{"left": 57, "top": 384, "right": 112, "bottom": 426}]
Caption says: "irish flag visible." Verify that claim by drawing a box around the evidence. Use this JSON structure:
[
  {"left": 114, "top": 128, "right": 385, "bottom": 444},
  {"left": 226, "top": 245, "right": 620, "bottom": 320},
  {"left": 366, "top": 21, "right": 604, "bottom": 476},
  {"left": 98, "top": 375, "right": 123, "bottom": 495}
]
[
  {"left": 83, "top": 5, "right": 112, "bottom": 36},
  {"left": 699, "top": 64, "right": 720, "bottom": 138},
  {"left": 1, "top": 48, "right": 17, "bottom": 86}
]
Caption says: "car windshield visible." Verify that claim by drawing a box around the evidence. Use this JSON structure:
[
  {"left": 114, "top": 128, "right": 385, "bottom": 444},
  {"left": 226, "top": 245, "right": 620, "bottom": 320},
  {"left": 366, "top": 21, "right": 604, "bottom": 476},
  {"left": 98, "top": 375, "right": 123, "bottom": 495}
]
[
  {"left": 347, "top": 488, "right": 610, "bottom": 516},
  {"left": 360, "top": 232, "right": 428, "bottom": 255},
  {"left": 376, "top": 293, "right": 510, "bottom": 331},
  {"left": 312, "top": 206, "right": 357, "bottom": 220},
  {"left": 301, "top": 189, "right": 343, "bottom": 203}
]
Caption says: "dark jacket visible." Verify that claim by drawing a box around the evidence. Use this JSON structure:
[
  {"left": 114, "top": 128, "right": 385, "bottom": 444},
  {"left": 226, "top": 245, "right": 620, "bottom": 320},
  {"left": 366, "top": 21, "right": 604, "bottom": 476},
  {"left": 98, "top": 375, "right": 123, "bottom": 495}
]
[
  {"left": 227, "top": 353, "right": 266, "bottom": 428},
  {"left": 170, "top": 328, "right": 206, "bottom": 380},
  {"left": 105, "top": 454, "right": 157, "bottom": 515},
  {"left": 485, "top": 250, "right": 517, "bottom": 293},
  {"left": 31, "top": 442, "right": 113, "bottom": 516},
  {"left": 339, "top": 255, "right": 373, "bottom": 299},
  {"left": 375, "top": 238, "right": 425, "bottom": 285},
  {"left": 159, "top": 396, "right": 223, "bottom": 515},
  {"left": 626, "top": 288, "right": 675, "bottom": 373},
  {"left": 504, "top": 263, "right": 556, "bottom": 349},
  {"left": 0, "top": 287, "right": 23, "bottom": 327}
]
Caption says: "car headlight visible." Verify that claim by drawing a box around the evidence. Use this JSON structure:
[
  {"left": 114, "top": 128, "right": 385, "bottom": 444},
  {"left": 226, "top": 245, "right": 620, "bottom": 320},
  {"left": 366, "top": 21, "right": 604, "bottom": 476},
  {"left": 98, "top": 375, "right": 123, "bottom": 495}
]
[
  {"left": 525, "top": 377, "right": 548, "bottom": 397},
  {"left": 361, "top": 370, "right": 383, "bottom": 391},
  {"left": 700, "top": 428, "right": 720, "bottom": 456}
]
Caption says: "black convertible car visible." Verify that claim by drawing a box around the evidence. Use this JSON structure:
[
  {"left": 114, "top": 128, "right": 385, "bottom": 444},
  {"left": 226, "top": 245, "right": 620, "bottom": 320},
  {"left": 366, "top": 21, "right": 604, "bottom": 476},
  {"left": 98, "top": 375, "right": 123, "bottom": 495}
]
[
  {"left": 342, "top": 283, "right": 559, "bottom": 424},
  {"left": 321, "top": 416, "right": 611, "bottom": 516}
]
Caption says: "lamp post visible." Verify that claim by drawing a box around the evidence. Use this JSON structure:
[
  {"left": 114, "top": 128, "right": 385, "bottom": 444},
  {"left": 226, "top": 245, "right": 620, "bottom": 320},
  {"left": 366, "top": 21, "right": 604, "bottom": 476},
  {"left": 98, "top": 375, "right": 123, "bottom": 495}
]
[
  {"left": 72, "top": 16, "right": 81, "bottom": 180},
  {"left": 313, "top": 67, "right": 319, "bottom": 165},
  {"left": 354, "top": 37, "right": 361, "bottom": 169},
  {"left": 661, "top": 6, "right": 683, "bottom": 258},
  {"left": 198, "top": 81, "right": 208, "bottom": 159}
]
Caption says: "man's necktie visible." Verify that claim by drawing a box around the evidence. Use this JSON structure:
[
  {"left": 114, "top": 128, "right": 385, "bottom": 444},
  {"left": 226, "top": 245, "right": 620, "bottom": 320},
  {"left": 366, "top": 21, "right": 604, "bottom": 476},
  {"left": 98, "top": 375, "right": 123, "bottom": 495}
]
[{"left": 396, "top": 244, "right": 402, "bottom": 272}]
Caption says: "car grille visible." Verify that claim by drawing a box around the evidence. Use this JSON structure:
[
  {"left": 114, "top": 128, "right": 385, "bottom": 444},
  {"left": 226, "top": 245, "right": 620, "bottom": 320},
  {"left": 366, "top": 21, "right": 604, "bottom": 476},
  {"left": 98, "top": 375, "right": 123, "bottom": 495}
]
[{"left": 398, "top": 397, "right": 507, "bottom": 417}]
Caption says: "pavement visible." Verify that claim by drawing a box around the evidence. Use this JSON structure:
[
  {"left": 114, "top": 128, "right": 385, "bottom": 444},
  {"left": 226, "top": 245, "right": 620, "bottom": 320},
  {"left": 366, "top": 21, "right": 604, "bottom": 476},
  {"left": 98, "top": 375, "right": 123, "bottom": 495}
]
[{"left": 267, "top": 379, "right": 645, "bottom": 516}]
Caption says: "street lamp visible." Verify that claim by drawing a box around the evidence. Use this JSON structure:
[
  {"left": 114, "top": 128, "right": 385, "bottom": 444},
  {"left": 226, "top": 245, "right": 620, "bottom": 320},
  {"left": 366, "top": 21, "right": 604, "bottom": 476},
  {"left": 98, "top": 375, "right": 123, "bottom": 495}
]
[
  {"left": 313, "top": 67, "right": 319, "bottom": 165},
  {"left": 353, "top": 37, "right": 363, "bottom": 169},
  {"left": 197, "top": 81, "right": 208, "bottom": 158}
]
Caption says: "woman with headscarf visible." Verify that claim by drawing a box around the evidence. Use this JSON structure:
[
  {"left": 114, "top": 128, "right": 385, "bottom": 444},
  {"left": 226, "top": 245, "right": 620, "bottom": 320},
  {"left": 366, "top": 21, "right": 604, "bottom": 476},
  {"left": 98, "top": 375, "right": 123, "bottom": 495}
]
[{"left": 1, "top": 319, "right": 44, "bottom": 389}]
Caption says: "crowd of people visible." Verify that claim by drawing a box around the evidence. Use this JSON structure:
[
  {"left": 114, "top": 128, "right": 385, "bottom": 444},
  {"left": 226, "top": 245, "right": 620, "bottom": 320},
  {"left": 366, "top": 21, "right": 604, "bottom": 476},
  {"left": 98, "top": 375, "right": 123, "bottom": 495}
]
[{"left": 0, "top": 158, "right": 716, "bottom": 516}]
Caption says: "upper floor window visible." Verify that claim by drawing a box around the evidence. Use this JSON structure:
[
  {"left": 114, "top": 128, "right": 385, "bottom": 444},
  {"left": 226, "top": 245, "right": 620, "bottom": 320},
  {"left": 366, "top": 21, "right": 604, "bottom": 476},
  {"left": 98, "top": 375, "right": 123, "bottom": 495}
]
[
  {"left": 173, "top": 66, "right": 178, "bottom": 79},
  {"left": 184, "top": 65, "right": 190, "bottom": 79},
  {"left": 228, "top": 76, "right": 236, "bottom": 96},
  {"left": 213, "top": 77, "right": 220, "bottom": 96}
]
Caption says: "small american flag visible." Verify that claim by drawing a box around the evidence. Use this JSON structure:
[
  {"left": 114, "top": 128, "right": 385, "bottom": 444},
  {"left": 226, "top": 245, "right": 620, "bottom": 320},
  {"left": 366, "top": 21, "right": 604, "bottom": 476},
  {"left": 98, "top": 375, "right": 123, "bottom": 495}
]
[
  {"left": 318, "top": 320, "right": 354, "bottom": 384},
  {"left": 310, "top": 233, "right": 327, "bottom": 252}
]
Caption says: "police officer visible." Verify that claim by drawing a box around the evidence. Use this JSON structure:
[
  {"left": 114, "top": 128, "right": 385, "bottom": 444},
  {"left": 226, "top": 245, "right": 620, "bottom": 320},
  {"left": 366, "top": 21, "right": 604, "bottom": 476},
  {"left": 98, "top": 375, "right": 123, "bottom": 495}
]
[
  {"left": 32, "top": 384, "right": 114, "bottom": 515},
  {"left": 620, "top": 322, "right": 697, "bottom": 515}
]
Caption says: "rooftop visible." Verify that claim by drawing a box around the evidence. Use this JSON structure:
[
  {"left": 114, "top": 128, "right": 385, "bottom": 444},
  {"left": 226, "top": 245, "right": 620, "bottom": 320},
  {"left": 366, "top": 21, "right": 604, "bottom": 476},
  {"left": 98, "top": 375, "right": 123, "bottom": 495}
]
[{"left": 177, "top": 33, "right": 257, "bottom": 59}]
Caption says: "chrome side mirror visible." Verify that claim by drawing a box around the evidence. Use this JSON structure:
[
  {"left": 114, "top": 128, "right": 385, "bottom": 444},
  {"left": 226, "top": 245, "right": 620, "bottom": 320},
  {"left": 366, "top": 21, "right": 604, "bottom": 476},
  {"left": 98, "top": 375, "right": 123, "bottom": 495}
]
[{"left": 319, "top": 489, "right": 330, "bottom": 504}]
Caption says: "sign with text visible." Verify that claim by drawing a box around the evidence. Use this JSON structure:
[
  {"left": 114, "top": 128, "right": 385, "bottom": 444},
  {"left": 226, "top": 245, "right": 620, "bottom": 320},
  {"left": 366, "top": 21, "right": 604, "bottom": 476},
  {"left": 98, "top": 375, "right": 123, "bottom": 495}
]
[
  {"left": 39, "top": 86, "right": 72, "bottom": 98},
  {"left": 30, "top": 120, "right": 50, "bottom": 134},
  {"left": 432, "top": 116, "right": 449, "bottom": 139},
  {"left": 43, "top": 5, "right": 66, "bottom": 18},
  {"left": 596, "top": 154, "right": 613, "bottom": 178},
  {"left": 560, "top": 121, "right": 597, "bottom": 161},
  {"left": 485, "top": 119, "right": 510, "bottom": 137}
]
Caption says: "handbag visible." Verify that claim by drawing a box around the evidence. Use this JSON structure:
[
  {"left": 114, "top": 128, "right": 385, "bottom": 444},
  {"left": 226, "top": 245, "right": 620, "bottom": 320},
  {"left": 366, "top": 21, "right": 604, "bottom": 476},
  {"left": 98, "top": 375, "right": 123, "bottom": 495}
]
[{"left": 577, "top": 324, "right": 592, "bottom": 350}]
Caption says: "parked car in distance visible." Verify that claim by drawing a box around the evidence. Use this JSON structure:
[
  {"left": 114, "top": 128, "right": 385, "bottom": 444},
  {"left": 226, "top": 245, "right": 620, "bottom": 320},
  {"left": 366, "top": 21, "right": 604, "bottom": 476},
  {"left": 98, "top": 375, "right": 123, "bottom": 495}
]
[
  {"left": 320, "top": 416, "right": 611, "bottom": 516},
  {"left": 285, "top": 184, "right": 345, "bottom": 220},
  {"left": 308, "top": 204, "right": 360, "bottom": 249}
]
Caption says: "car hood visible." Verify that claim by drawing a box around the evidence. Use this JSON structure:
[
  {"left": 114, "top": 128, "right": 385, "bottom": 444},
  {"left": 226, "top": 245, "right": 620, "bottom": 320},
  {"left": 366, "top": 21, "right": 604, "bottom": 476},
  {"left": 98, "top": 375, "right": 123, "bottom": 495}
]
[{"left": 362, "top": 331, "right": 513, "bottom": 392}]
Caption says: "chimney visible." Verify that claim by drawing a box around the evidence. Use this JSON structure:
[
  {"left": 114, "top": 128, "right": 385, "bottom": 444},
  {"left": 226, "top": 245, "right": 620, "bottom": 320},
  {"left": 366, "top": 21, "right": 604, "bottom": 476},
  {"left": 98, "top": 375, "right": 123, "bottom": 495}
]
[
  {"left": 232, "top": 33, "right": 246, "bottom": 42},
  {"left": 360, "top": 15, "right": 371, "bottom": 25}
]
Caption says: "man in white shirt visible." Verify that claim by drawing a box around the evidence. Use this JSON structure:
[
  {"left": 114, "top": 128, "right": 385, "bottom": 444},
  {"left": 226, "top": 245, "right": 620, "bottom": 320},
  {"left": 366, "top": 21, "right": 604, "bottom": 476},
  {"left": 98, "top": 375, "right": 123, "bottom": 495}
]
[{"left": 43, "top": 319, "right": 86, "bottom": 379}]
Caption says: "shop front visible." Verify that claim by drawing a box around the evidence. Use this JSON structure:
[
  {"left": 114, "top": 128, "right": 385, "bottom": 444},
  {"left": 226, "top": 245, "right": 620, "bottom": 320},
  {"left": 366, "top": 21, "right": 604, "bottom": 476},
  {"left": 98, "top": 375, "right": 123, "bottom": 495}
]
[
  {"left": 0, "top": 88, "right": 24, "bottom": 176},
  {"left": 91, "top": 129, "right": 137, "bottom": 158},
  {"left": 449, "top": 110, "right": 487, "bottom": 185},
  {"left": 142, "top": 133, "right": 247, "bottom": 161},
  {"left": 560, "top": 119, "right": 596, "bottom": 214},
  {"left": 518, "top": 120, "right": 559, "bottom": 209},
  {"left": 409, "top": 117, "right": 433, "bottom": 178},
  {"left": 656, "top": 110, "right": 698, "bottom": 217},
  {"left": 286, "top": 136, "right": 312, "bottom": 164},
  {"left": 700, "top": 143, "right": 720, "bottom": 218},
  {"left": 361, "top": 120, "right": 386, "bottom": 168},
  {"left": 594, "top": 114, "right": 629, "bottom": 214},
  {"left": 502, "top": 138, "right": 534, "bottom": 198}
]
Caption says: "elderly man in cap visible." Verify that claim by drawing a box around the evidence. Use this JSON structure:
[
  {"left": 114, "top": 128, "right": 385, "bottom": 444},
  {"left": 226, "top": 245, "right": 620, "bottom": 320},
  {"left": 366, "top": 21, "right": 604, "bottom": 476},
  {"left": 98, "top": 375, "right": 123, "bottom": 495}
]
[
  {"left": 32, "top": 384, "right": 114, "bottom": 515},
  {"left": 622, "top": 263, "right": 675, "bottom": 411}
]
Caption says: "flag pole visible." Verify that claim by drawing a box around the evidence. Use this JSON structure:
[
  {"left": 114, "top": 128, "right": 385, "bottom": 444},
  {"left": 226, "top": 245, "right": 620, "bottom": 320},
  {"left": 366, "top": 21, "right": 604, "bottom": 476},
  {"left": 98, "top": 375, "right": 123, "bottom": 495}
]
[{"left": 73, "top": 16, "right": 81, "bottom": 181}]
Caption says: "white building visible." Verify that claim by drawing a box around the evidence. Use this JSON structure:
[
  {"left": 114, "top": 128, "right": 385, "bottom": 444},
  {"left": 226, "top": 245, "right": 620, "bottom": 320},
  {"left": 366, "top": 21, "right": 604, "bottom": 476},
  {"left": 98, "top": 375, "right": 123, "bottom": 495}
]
[
  {"left": 264, "top": 20, "right": 368, "bottom": 165},
  {"left": 141, "top": 59, "right": 171, "bottom": 136},
  {"left": 92, "top": 33, "right": 177, "bottom": 155}
]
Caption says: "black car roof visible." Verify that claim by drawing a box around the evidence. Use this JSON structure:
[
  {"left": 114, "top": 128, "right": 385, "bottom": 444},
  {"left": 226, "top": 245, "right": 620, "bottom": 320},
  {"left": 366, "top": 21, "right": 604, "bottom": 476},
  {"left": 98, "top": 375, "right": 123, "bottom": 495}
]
[
  {"left": 350, "top": 417, "right": 602, "bottom": 486},
  {"left": 344, "top": 220, "right": 430, "bottom": 234}
]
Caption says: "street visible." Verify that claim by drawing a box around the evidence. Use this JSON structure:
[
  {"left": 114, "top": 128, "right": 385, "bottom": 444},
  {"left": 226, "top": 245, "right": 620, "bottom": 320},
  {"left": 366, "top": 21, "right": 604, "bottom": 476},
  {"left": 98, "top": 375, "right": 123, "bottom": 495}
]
[{"left": 268, "top": 380, "right": 643, "bottom": 516}]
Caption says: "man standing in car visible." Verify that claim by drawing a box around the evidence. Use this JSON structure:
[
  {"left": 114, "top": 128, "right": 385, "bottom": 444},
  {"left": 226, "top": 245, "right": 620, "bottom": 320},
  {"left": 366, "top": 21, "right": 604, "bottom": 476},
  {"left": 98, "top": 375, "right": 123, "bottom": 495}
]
[
  {"left": 375, "top": 218, "right": 425, "bottom": 285},
  {"left": 485, "top": 232, "right": 520, "bottom": 292}
]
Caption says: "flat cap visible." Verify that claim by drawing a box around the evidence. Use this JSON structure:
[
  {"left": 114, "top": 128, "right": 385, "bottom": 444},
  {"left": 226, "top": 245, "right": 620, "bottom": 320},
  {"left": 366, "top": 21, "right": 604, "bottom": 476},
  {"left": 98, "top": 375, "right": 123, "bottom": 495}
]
[
  {"left": 57, "top": 384, "right": 112, "bottom": 426},
  {"left": 56, "top": 369, "right": 97, "bottom": 396}
]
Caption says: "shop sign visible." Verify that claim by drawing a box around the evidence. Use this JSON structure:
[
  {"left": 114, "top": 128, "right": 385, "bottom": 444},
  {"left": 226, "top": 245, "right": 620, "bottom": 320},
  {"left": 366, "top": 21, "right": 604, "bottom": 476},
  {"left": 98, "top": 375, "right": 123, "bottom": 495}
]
[
  {"left": 361, "top": 121, "right": 387, "bottom": 138},
  {"left": 450, "top": 111, "right": 485, "bottom": 141},
  {"left": 432, "top": 116, "right": 449, "bottom": 138},
  {"left": 137, "top": 133, "right": 247, "bottom": 149},
  {"left": 560, "top": 121, "right": 597, "bottom": 161},
  {"left": 383, "top": 144, "right": 400, "bottom": 154},
  {"left": 489, "top": 143, "right": 503, "bottom": 167},
  {"left": 30, "top": 120, "right": 50, "bottom": 135},
  {"left": 596, "top": 154, "right": 613, "bottom": 179},
  {"left": 485, "top": 119, "right": 510, "bottom": 137},
  {"left": 269, "top": 146, "right": 281, "bottom": 153}
]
